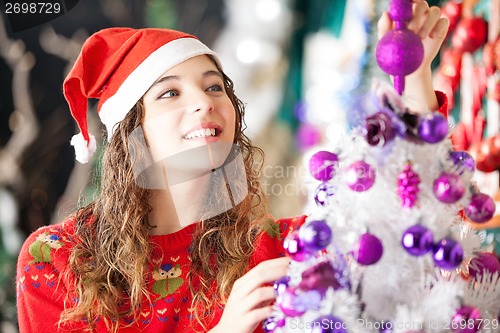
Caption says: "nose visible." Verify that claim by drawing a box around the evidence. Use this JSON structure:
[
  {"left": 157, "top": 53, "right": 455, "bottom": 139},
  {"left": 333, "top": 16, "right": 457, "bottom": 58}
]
[{"left": 189, "top": 90, "right": 214, "bottom": 114}]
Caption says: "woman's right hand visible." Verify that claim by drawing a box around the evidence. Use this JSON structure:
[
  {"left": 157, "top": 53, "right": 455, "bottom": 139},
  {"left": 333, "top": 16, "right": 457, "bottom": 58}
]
[{"left": 209, "top": 257, "right": 290, "bottom": 333}]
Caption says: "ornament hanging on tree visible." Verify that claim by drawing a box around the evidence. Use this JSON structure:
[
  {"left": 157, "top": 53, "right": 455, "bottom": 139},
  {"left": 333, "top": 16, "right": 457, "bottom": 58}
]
[
  {"left": 298, "top": 261, "right": 341, "bottom": 296},
  {"left": 345, "top": 160, "right": 376, "bottom": 192},
  {"left": 451, "top": 305, "right": 482, "bottom": 333},
  {"left": 299, "top": 220, "right": 333, "bottom": 252},
  {"left": 355, "top": 232, "right": 383, "bottom": 265},
  {"left": 314, "top": 183, "right": 335, "bottom": 207},
  {"left": 449, "top": 151, "right": 475, "bottom": 175},
  {"left": 398, "top": 163, "right": 421, "bottom": 208},
  {"left": 464, "top": 191, "right": 496, "bottom": 223},
  {"left": 417, "top": 112, "right": 449, "bottom": 144},
  {"left": 309, "top": 151, "right": 339, "bottom": 181},
  {"left": 467, "top": 252, "right": 500, "bottom": 281},
  {"left": 284, "top": 231, "right": 312, "bottom": 262},
  {"left": 278, "top": 287, "right": 309, "bottom": 317},
  {"left": 433, "top": 237, "right": 464, "bottom": 270},
  {"left": 433, "top": 172, "right": 465, "bottom": 204},
  {"left": 311, "top": 315, "right": 347, "bottom": 333},
  {"left": 401, "top": 224, "right": 434, "bottom": 256}
]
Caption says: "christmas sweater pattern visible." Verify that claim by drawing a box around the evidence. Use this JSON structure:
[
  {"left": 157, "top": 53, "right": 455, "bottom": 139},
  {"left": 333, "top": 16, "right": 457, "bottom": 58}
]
[{"left": 16, "top": 215, "right": 306, "bottom": 333}]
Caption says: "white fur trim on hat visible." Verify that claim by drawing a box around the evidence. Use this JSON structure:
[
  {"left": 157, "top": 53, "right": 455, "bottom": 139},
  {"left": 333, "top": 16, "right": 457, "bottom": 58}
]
[
  {"left": 70, "top": 132, "right": 97, "bottom": 164},
  {"left": 99, "top": 38, "right": 219, "bottom": 141}
]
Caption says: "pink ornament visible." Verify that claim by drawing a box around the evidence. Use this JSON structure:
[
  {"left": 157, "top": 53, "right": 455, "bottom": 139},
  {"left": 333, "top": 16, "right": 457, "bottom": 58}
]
[
  {"left": 309, "top": 151, "right": 339, "bottom": 181},
  {"left": 298, "top": 261, "right": 341, "bottom": 296},
  {"left": 296, "top": 123, "right": 321, "bottom": 152},
  {"left": 278, "top": 287, "right": 307, "bottom": 317},
  {"left": 468, "top": 252, "right": 500, "bottom": 280},
  {"left": 464, "top": 193, "right": 496, "bottom": 223},
  {"left": 451, "top": 305, "right": 481, "bottom": 333},
  {"left": 433, "top": 172, "right": 465, "bottom": 204},
  {"left": 345, "top": 160, "right": 376, "bottom": 192},
  {"left": 398, "top": 164, "right": 420, "bottom": 208},
  {"left": 355, "top": 233, "right": 383, "bottom": 265}
]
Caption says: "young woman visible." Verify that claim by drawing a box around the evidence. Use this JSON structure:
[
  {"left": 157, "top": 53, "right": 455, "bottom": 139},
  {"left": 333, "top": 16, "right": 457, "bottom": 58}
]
[{"left": 16, "top": 1, "right": 449, "bottom": 332}]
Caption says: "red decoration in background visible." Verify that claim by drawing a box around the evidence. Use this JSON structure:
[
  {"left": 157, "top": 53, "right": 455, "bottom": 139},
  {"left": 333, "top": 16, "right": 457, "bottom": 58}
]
[
  {"left": 468, "top": 134, "right": 500, "bottom": 172},
  {"left": 436, "top": 1, "right": 498, "bottom": 174},
  {"left": 441, "top": 1, "right": 463, "bottom": 36},
  {"left": 451, "top": 17, "right": 488, "bottom": 53}
]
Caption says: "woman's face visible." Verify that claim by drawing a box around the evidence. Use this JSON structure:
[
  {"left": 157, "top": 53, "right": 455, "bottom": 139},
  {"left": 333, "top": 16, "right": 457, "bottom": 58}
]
[{"left": 141, "top": 55, "right": 236, "bottom": 176}]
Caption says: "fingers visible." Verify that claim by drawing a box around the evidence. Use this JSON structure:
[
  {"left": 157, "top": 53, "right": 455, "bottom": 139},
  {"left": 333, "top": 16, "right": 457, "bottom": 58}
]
[
  {"left": 242, "top": 286, "right": 275, "bottom": 311},
  {"left": 377, "top": 11, "right": 392, "bottom": 40},
  {"left": 407, "top": 2, "right": 448, "bottom": 40},
  {"left": 247, "top": 305, "right": 274, "bottom": 324},
  {"left": 231, "top": 257, "right": 290, "bottom": 298},
  {"left": 430, "top": 17, "right": 449, "bottom": 40},
  {"left": 407, "top": 1, "right": 430, "bottom": 32},
  {"left": 417, "top": 6, "right": 441, "bottom": 39}
]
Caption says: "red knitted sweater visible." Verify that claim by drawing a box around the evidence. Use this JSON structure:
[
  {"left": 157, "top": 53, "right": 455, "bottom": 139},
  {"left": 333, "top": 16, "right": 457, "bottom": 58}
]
[{"left": 16, "top": 215, "right": 306, "bottom": 333}]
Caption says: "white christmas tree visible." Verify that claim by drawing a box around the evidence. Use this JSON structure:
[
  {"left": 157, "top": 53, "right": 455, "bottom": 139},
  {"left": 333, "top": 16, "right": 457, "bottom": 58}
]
[{"left": 264, "top": 1, "right": 500, "bottom": 332}]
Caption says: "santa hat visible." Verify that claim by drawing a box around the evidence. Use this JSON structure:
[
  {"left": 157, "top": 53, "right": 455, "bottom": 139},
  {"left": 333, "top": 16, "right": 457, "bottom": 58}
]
[{"left": 63, "top": 27, "right": 220, "bottom": 163}]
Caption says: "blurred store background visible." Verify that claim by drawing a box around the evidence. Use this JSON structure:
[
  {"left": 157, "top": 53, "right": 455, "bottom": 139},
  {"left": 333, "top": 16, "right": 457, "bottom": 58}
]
[{"left": 0, "top": 0, "right": 498, "bottom": 331}]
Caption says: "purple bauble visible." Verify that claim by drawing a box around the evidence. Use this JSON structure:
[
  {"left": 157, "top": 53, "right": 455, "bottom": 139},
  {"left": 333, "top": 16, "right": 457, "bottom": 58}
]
[
  {"left": 433, "top": 172, "right": 465, "bottom": 204},
  {"left": 314, "top": 183, "right": 335, "bottom": 207},
  {"left": 262, "top": 317, "right": 285, "bottom": 333},
  {"left": 299, "top": 220, "right": 332, "bottom": 251},
  {"left": 273, "top": 276, "right": 290, "bottom": 302},
  {"left": 450, "top": 151, "right": 476, "bottom": 175},
  {"left": 365, "top": 111, "right": 397, "bottom": 147},
  {"left": 464, "top": 193, "right": 496, "bottom": 223},
  {"left": 356, "top": 233, "right": 383, "bottom": 265},
  {"left": 379, "top": 321, "right": 393, "bottom": 333},
  {"left": 376, "top": 29, "right": 424, "bottom": 94},
  {"left": 309, "top": 151, "right": 339, "bottom": 181},
  {"left": 311, "top": 315, "right": 347, "bottom": 333},
  {"left": 298, "top": 261, "right": 341, "bottom": 296},
  {"left": 283, "top": 231, "right": 312, "bottom": 262},
  {"left": 468, "top": 252, "right": 500, "bottom": 280},
  {"left": 451, "top": 305, "right": 481, "bottom": 333},
  {"left": 297, "top": 123, "right": 322, "bottom": 152},
  {"left": 401, "top": 225, "right": 434, "bottom": 256},
  {"left": 376, "top": 29, "right": 424, "bottom": 76},
  {"left": 418, "top": 112, "right": 449, "bottom": 143},
  {"left": 433, "top": 238, "right": 464, "bottom": 270},
  {"left": 345, "top": 160, "right": 376, "bottom": 192},
  {"left": 278, "top": 287, "right": 307, "bottom": 317}
]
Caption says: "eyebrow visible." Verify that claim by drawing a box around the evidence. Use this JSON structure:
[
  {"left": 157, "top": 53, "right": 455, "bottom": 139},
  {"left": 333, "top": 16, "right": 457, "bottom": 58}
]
[{"left": 150, "top": 70, "right": 223, "bottom": 88}]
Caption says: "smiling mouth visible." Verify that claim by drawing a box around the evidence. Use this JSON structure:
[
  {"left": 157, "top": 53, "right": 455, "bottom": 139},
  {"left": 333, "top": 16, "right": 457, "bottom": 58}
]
[{"left": 183, "top": 128, "right": 220, "bottom": 140}]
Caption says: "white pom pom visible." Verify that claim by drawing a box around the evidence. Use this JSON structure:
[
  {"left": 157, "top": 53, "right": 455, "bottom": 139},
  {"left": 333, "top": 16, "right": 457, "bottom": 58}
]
[{"left": 70, "top": 132, "right": 97, "bottom": 164}]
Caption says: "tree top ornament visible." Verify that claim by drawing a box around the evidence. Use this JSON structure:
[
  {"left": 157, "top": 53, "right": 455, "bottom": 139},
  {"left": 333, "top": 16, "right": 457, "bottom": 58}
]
[{"left": 376, "top": 0, "right": 424, "bottom": 95}]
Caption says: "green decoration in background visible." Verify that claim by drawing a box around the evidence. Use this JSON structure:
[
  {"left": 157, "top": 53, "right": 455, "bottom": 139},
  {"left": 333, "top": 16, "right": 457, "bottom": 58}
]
[
  {"left": 145, "top": 0, "right": 178, "bottom": 28},
  {"left": 277, "top": 0, "right": 347, "bottom": 133}
]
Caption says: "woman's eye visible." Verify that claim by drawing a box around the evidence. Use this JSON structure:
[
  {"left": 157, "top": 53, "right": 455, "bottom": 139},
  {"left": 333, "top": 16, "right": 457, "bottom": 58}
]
[
  {"left": 207, "top": 84, "right": 223, "bottom": 93},
  {"left": 160, "top": 90, "right": 179, "bottom": 98}
]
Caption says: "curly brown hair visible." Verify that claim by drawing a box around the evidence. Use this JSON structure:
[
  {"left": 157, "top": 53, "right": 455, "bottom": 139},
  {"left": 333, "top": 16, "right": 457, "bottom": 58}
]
[{"left": 60, "top": 55, "right": 268, "bottom": 332}]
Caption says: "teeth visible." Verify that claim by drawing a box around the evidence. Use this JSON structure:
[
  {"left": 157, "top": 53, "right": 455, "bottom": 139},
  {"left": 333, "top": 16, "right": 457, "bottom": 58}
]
[{"left": 184, "top": 128, "right": 217, "bottom": 139}]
